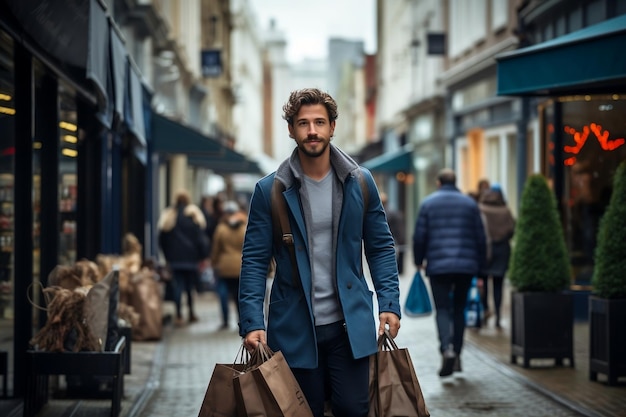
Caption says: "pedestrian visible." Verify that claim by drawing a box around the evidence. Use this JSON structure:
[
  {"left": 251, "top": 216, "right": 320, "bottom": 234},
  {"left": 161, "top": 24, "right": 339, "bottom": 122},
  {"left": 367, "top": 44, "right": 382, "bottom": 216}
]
[
  {"left": 380, "top": 192, "right": 406, "bottom": 275},
  {"left": 412, "top": 168, "right": 487, "bottom": 377},
  {"left": 157, "top": 189, "right": 208, "bottom": 326},
  {"left": 210, "top": 200, "right": 247, "bottom": 330},
  {"left": 469, "top": 178, "right": 490, "bottom": 202},
  {"left": 205, "top": 193, "right": 225, "bottom": 254},
  {"left": 478, "top": 183, "right": 515, "bottom": 329},
  {"left": 238, "top": 88, "right": 401, "bottom": 417}
]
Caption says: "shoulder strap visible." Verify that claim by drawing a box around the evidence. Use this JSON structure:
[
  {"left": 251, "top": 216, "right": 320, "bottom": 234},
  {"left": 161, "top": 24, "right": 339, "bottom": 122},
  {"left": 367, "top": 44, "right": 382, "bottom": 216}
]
[
  {"left": 356, "top": 168, "right": 370, "bottom": 215},
  {"left": 271, "top": 179, "right": 299, "bottom": 287}
]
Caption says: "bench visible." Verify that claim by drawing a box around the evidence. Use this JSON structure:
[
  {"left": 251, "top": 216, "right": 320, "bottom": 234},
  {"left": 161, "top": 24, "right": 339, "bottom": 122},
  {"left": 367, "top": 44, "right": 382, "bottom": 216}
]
[{"left": 24, "top": 336, "right": 127, "bottom": 417}]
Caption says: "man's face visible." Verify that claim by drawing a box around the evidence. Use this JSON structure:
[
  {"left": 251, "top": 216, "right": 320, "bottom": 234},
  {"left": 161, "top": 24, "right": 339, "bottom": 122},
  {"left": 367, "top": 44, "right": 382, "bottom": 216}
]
[{"left": 288, "top": 104, "right": 335, "bottom": 158}]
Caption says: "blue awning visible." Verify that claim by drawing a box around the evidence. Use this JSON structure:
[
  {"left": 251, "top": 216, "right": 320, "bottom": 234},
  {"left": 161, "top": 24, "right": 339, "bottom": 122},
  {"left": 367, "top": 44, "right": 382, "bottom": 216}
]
[
  {"left": 362, "top": 145, "right": 413, "bottom": 173},
  {"left": 496, "top": 14, "right": 626, "bottom": 96},
  {"left": 151, "top": 113, "right": 262, "bottom": 175}
]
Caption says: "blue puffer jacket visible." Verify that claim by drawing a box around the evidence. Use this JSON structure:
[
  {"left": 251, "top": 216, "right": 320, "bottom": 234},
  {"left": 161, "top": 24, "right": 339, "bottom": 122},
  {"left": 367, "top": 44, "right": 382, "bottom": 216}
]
[
  {"left": 412, "top": 185, "right": 486, "bottom": 277},
  {"left": 238, "top": 145, "right": 400, "bottom": 369}
]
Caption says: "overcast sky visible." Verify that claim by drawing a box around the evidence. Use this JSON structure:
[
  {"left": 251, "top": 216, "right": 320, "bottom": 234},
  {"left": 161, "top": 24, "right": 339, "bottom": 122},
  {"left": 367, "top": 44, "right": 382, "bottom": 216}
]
[{"left": 249, "top": 0, "right": 376, "bottom": 63}]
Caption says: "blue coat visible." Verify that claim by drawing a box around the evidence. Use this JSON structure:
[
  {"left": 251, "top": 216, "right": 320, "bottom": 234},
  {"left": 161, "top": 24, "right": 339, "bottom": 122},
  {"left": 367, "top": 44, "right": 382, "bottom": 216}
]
[
  {"left": 412, "top": 184, "right": 487, "bottom": 277},
  {"left": 238, "top": 146, "right": 400, "bottom": 369}
]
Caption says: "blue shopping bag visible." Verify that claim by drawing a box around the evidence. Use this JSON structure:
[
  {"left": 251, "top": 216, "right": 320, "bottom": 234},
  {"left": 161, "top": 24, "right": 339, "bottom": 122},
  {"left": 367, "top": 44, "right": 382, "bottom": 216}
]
[
  {"left": 404, "top": 270, "right": 433, "bottom": 317},
  {"left": 465, "top": 277, "right": 483, "bottom": 328}
]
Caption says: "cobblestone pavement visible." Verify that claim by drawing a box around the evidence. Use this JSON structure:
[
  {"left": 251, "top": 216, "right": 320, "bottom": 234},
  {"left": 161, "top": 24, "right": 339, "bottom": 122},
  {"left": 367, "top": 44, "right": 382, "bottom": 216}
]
[{"left": 137, "top": 277, "right": 583, "bottom": 417}]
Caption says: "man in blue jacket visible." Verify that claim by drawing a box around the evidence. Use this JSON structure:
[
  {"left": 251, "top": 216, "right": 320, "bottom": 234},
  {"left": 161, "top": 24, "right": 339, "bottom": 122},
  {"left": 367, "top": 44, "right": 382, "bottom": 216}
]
[
  {"left": 239, "top": 88, "right": 401, "bottom": 417},
  {"left": 413, "top": 169, "right": 487, "bottom": 377}
]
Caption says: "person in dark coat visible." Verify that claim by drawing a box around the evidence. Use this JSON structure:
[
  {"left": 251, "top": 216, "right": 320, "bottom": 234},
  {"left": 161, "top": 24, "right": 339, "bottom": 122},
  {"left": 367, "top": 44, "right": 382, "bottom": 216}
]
[
  {"left": 413, "top": 168, "right": 487, "bottom": 377},
  {"left": 478, "top": 184, "right": 515, "bottom": 328},
  {"left": 158, "top": 190, "right": 208, "bottom": 326}
]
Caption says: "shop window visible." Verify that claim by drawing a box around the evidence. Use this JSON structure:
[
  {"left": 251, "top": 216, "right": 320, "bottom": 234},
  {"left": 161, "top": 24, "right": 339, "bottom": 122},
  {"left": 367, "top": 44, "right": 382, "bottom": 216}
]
[
  {"left": 561, "top": 96, "right": 626, "bottom": 284},
  {"left": 59, "top": 84, "right": 78, "bottom": 265},
  {"left": 0, "top": 28, "right": 14, "bottom": 394}
]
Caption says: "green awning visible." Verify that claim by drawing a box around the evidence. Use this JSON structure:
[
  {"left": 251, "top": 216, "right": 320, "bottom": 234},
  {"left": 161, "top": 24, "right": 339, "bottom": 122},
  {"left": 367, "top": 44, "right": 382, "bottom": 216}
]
[
  {"left": 496, "top": 14, "right": 626, "bottom": 96},
  {"left": 151, "top": 113, "right": 262, "bottom": 175},
  {"left": 362, "top": 146, "right": 413, "bottom": 173}
]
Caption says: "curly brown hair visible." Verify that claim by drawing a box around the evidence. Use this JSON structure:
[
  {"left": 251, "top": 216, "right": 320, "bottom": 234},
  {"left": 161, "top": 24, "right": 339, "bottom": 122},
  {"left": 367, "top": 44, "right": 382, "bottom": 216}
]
[{"left": 282, "top": 88, "right": 338, "bottom": 125}]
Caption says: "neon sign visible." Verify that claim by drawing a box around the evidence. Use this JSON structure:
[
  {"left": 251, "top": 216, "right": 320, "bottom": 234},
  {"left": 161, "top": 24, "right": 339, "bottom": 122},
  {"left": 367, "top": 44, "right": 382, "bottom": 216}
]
[{"left": 563, "top": 123, "right": 625, "bottom": 166}]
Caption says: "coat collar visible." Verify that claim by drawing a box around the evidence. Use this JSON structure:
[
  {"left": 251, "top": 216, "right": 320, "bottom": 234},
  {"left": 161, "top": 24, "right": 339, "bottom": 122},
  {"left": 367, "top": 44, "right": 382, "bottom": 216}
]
[{"left": 274, "top": 143, "right": 360, "bottom": 189}]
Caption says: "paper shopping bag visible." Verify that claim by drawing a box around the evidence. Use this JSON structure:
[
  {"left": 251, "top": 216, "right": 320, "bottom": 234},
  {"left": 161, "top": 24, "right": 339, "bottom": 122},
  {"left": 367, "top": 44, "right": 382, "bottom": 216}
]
[
  {"left": 234, "top": 343, "right": 312, "bottom": 417},
  {"left": 198, "top": 347, "right": 249, "bottom": 417},
  {"left": 369, "top": 331, "right": 430, "bottom": 417},
  {"left": 404, "top": 270, "right": 433, "bottom": 317}
]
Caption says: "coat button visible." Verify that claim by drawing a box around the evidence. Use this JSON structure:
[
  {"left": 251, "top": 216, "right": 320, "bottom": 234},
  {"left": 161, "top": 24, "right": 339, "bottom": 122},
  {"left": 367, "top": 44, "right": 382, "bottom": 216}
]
[{"left": 347, "top": 283, "right": 352, "bottom": 289}]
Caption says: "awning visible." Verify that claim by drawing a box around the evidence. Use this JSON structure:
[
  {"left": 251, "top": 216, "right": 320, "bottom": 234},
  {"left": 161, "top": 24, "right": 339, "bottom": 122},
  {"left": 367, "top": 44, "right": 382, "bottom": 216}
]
[
  {"left": 362, "top": 145, "right": 413, "bottom": 173},
  {"left": 109, "top": 20, "right": 127, "bottom": 123},
  {"left": 151, "top": 113, "right": 262, "bottom": 175},
  {"left": 497, "top": 14, "right": 626, "bottom": 96},
  {"left": 125, "top": 60, "right": 146, "bottom": 147}
]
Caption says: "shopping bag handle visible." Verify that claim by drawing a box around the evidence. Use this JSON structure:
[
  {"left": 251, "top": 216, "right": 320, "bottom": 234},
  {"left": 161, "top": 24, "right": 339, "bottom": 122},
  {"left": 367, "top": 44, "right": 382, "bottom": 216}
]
[
  {"left": 377, "top": 329, "right": 399, "bottom": 351},
  {"left": 245, "top": 342, "right": 275, "bottom": 370},
  {"left": 233, "top": 344, "right": 251, "bottom": 367}
]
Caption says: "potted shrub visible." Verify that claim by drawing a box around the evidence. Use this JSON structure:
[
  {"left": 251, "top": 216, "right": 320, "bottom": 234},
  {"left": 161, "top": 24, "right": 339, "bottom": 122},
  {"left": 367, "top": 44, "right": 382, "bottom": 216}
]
[
  {"left": 589, "top": 160, "right": 626, "bottom": 385},
  {"left": 508, "top": 174, "right": 574, "bottom": 368}
]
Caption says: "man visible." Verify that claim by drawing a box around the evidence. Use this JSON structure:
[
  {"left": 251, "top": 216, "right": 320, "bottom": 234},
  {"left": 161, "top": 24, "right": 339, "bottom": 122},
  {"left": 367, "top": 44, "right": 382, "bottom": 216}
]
[
  {"left": 412, "top": 169, "right": 486, "bottom": 377},
  {"left": 239, "top": 88, "right": 401, "bottom": 417}
]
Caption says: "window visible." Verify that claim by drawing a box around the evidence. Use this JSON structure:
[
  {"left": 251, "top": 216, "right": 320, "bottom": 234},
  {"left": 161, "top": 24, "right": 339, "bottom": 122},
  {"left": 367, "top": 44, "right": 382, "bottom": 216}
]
[
  {"left": 561, "top": 96, "right": 626, "bottom": 284},
  {"left": 491, "top": 0, "right": 508, "bottom": 30}
]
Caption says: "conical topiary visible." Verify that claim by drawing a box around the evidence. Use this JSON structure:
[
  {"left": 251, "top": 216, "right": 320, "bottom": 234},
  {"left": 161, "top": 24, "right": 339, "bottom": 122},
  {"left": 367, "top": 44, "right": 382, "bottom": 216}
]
[
  {"left": 508, "top": 174, "right": 570, "bottom": 292},
  {"left": 592, "top": 160, "right": 626, "bottom": 299}
]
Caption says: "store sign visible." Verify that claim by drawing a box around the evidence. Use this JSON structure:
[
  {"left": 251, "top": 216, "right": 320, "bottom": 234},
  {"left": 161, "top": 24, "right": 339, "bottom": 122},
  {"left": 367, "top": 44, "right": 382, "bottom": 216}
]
[
  {"left": 427, "top": 33, "right": 446, "bottom": 55},
  {"left": 201, "top": 49, "right": 222, "bottom": 78},
  {"left": 563, "top": 123, "right": 625, "bottom": 166}
]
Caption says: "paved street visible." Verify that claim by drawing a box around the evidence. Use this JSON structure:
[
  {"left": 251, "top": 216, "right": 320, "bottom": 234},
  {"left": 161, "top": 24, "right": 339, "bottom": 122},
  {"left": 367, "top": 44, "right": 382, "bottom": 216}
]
[{"left": 136, "top": 275, "right": 582, "bottom": 417}]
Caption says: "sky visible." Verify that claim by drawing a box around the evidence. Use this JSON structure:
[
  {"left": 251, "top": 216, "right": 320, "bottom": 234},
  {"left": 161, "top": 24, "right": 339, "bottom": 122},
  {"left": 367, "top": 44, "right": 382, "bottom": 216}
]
[{"left": 249, "top": 0, "right": 376, "bottom": 64}]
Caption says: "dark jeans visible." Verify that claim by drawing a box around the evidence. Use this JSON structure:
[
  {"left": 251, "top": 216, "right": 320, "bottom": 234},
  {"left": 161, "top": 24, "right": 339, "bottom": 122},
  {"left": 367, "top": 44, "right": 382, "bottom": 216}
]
[
  {"left": 173, "top": 269, "right": 198, "bottom": 319},
  {"left": 291, "top": 321, "right": 369, "bottom": 417},
  {"left": 481, "top": 275, "right": 505, "bottom": 320},
  {"left": 430, "top": 274, "right": 473, "bottom": 355},
  {"left": 216, "top": 277, "right": 239, "bottom": 325}
]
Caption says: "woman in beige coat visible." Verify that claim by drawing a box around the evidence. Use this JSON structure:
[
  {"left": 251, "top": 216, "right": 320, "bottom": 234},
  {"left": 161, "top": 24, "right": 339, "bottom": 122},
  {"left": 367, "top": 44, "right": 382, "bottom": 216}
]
[{"left": 210, "top": 200, "right": 247, "bottom": 330}]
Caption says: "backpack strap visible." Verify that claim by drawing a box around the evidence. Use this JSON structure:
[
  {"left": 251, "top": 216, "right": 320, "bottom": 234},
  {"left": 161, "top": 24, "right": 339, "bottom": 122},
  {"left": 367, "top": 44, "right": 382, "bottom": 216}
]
[
  {"left": 271, "top": 179, "right": 300, "bottom": 288},
  {"left": 356, "top": 168, "right": 370, "bottom": 215}
]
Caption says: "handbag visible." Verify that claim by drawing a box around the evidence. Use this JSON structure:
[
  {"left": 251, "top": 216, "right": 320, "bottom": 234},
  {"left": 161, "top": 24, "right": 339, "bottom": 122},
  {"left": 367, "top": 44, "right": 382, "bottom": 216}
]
[
  {"left": 197, "top": 346, "right": 249, "bottom": 417},
  {"left": 368, "top": 330, "right": 430, "bottom": 417},
  {"left": 404, "top": 270, "right": 432, "bottom": 317},
  {"left": 233, "top": 343, "right": 313, "bottom": 417}
]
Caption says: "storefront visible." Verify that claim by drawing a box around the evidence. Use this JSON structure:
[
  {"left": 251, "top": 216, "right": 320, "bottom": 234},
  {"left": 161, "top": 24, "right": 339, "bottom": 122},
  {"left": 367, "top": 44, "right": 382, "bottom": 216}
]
[
  {"left": 0, "top": 0, "right": 150, "bottom": 398},
  {"left": 496, "top": 13, "right": 626, "bottom": 291}
]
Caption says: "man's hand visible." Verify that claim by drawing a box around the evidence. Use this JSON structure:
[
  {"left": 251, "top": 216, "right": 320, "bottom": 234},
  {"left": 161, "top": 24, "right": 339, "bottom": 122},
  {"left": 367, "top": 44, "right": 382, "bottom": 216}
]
[
  {"left": 378, "top": 312, "right": 400, "bottom": 338},
  {"left": 243, "top": 330, "right": 266, "bottom": 352}
]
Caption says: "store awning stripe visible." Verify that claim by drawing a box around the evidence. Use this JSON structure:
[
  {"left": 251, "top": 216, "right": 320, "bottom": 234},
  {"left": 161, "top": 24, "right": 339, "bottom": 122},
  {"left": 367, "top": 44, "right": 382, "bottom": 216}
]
[
  {"left": 109, "top": 20, "right": 127, "bottom": 122},
  {"left": 86, "top": 0, "right": 109, "bottom": 109},
  {"left": 496, "top": 14, "right": 626, "bottom": 96}
]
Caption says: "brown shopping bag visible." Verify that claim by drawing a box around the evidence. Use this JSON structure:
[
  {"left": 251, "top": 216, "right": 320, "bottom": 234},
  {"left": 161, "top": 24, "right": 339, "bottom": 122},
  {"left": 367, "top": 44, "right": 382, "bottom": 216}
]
[
  {"left": 368, "top": 330, "right": 430, "bottom": 417},
  {"left": 234, "top": 343, "right": 313, "bottom": 417},
  {"left": 198, "top": 346, "right": 249, "bottom": 417}
]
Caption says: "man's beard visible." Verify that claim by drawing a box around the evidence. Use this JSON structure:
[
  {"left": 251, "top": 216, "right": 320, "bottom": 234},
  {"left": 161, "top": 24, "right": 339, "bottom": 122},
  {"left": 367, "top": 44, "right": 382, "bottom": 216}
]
[{"left": 297, "top": 138, "right": 329, "bottom": 158}]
